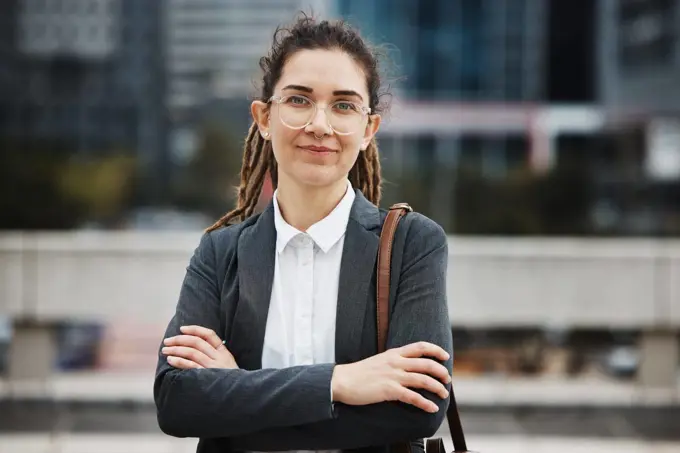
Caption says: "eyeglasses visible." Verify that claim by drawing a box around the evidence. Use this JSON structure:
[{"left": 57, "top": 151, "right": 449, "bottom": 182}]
[{"left": 269, "top": 94, "right": 371, "bottom": 135}]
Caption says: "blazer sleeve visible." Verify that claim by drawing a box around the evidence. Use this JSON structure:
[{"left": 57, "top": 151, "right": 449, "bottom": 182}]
[
  {"left": 154, "top": 231, "right": 337, "bottom": 439},
  {"left": 229, "top": 215, "right": 454, "bottom": 451}
]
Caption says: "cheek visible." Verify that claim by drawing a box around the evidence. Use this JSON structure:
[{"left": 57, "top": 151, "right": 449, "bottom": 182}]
[
  {"left": 270, "top": 127, "right": 298, "bottom": 159},
  {"left": 338, "top": 137, "right": 362, "bottom": 169},
  {"left": 339, "top": 134, "right": 362, "bottom": 154}
]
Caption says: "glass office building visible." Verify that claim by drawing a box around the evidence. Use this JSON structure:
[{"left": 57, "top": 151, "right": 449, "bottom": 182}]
[
  {"left": 2, "top": 0, "right": 167, "bottom": 150},
  {"left": 335, "top": 0, "right": 547, "bottom": 101},
  {"left": 0, "top": 0, "right": 168, "bottom": 199},
  {"left": 598, "top": 0, "right": 680, "bottom": 113},
  {"left": 333, "top": 0, "right": 551, "bottom": 230},
  {"left": 593, "top": 0, "right": 680, "bottom": 234}
]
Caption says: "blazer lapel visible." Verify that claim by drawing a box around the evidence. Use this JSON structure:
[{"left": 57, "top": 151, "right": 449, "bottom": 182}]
[
  {"left": 230, "top": 203, "right": 276, "bottom": 370},
  {"left": 335, "top": 191, "right": 381, "bottom": 364}
]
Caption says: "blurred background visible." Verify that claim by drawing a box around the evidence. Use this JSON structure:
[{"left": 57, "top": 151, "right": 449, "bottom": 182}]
[{"left": 1, "top": 0, "right": 679, "bottom": 452}]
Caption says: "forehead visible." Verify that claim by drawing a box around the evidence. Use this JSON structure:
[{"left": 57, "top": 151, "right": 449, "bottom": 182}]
[{"left": 276, "top": 49, "right": 368, "bottom": 99}]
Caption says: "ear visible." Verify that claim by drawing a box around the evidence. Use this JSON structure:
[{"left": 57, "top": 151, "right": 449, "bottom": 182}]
[
  {"left": 360, "top": 114, "right": 381, "bottom": 150},
  {"left": 250, "top": 100, "right": 271, "bottom": 140}
]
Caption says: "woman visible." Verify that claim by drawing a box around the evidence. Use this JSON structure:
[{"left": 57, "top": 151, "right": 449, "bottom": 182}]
[{"left": 154, "top": 15, "right": 453, "bottom": 453}]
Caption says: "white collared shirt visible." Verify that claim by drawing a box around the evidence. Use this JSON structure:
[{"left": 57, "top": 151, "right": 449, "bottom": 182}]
[
  {"left": 256, "top": 181, "right": 353, "bottom": 453},
  {"left": 263, "top": 180, "right": 354, "bottom": 370}
]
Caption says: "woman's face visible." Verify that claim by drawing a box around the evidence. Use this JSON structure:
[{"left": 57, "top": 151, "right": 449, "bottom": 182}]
[{"left": 252, "top": 49, "right": 381, "bottom": 190}]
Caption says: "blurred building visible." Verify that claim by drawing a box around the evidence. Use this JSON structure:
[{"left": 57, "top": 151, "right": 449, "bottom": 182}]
[
  {"left": 589, "top": 0, "right": 680, "bottom": 233},
  {"left": 0, "top": 0, "right": 168, "bottom": 200},
  {"left": 598, "top": 0, "right": 680, "bottom": 182},
  {"left": 336, "top": 0, "right": 547, "bottom": 102},
  {"left": 0, "top": 2, "right": 20, "bottom": 117},
  {"left": 165, "top": 0, "right": 329, "bottom": 167},
  {"left": 166, "top": 0, "right": 329, "bottom": 111},
  {"left": 598, "top": 0, "right": 680, "bottom": 114},
  {"left": 333, "top": 0, "right": 603, "bottom": 229}
]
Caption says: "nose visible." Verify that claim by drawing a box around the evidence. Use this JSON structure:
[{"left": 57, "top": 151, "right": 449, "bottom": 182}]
[{"left": 305, "top": 105, "right": 332, "bottom": 137}]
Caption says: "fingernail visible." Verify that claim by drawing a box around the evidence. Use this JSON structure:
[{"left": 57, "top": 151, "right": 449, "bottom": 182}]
[
  {"left": 167, "top": 356, "right": 174, "bottom": 363},
  {"left": 163, "top": 338, "right": 171, "bottom": 345},
  {"left": 430, "top": 404, "right": 439, "bottom": 413},
  {"left": 180, "top": 326, "right": 188, "bottom": 331},
  {"left": 162, "top": 347, "right": 169, "bottom": 354}
]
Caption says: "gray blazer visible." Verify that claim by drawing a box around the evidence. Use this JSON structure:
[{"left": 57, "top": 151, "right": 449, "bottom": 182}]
[{"left": 154, "top": 189, "right": 454, "bottom": 453}]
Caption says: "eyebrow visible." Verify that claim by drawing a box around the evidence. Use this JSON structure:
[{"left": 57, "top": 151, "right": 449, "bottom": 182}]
[{"left": 281, "top": 84, "right": 364, "bottom": 102}]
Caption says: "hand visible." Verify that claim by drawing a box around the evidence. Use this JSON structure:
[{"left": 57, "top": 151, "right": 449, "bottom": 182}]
[
  {"left": 331, "top": 341, "right": 451, "bottom": 413},
  {"left": 162, "top": 325, "right": 238, "bottom": 370}
]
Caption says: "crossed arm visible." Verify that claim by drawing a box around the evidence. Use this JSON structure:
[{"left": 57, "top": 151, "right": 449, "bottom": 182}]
[{"left": 154, "top": 224, "right": 453, "bottom": 449}]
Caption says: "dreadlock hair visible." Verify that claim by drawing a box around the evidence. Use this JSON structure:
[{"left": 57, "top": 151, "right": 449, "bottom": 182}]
[{"left": 206, "top": 14, "right": 390, "bottom": 232}]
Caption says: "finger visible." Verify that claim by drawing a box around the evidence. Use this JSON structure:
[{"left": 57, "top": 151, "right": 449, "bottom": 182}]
[
  {"left": 401, "top": 357, "right": 451, "bottom": 384},
  {"left": 167, "top": 356, "right": 203, "bottom": 370},
  {"left": 401, "top": 371, "right": 449, "bottom": 400},
  {"left": 395, "top": 385, "right": 439, "bottom": 413},
  {"left": 163, "top": 346, "right": 212, "bottom": 368},
  {"left": 164, "top": 335, "right": 218, "bottom": 360},
  {"left": 399, "top": 341, "right": 450, "bottom": 361},
  {"left": 180, "top": 325, "right": 224, "bottom": 350}
]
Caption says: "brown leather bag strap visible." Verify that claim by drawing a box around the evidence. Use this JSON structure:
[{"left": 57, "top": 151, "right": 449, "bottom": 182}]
[
  {"left": 376, "top": 203, "right": 411, "bottom": 353},
  {"left": 377, "top": 203, "right": 469, "bottom": 453}
]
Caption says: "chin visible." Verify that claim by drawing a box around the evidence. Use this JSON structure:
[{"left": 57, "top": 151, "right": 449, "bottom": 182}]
[
  {"left": 294, "top": 174, "right": 338, "bottom": 188},
  {"left": 289, "top": 165, "right": 346, "bottom": 188}
]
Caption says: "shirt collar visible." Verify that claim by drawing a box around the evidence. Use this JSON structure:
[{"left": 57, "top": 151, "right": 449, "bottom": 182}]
[{"left": 273, "top": 180, "right": 355, "bottom": 254}]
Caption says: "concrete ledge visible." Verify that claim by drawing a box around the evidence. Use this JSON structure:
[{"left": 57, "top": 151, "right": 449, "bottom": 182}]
[
  {"left": 0, "top": 372, "right": 155, "bottom": 403},
  {"left": 2, "top": 232, "right": 680, "bottom": 326},
  {"left": 454, "top": 376, "right": 680, "bottom": 407},
  {"left": 1, "top": 372, "right": 678, "bottom": 407}
]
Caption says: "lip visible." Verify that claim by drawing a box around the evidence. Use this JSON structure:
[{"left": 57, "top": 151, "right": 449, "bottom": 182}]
[{"left": 298, "top": 145, "right": 337, "bottom": 154}]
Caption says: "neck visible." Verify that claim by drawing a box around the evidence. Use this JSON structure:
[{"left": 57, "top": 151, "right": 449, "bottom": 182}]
[{"left": 275, "top": 175, "right": 349, "bottom": 231}]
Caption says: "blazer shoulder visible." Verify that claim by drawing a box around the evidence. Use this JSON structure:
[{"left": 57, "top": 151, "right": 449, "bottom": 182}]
[
  {"left": 379, "top": 208, "right": 446, "bottom": 250},
  {"left": 404, "top": 211, "right": 445, "bottom": 235},
  {"left": 404, "top": 211, "right": 447, "bottom": 254},
  {"left": 204, "top": 212, "right": 262, "bottom": 258}
]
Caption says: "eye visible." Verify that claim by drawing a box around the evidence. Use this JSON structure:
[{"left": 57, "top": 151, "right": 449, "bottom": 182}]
[
  {"left": 333, "top": 101, "right": 360, "bottom": 113},
  {"left": 284, "top": 95, "right": 311, "bottom": 106}
]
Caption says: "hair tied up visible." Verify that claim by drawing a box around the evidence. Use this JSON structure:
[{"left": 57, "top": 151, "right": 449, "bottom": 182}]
[{"left": 206, "top": 13, "right": 390, "bottom": 232}]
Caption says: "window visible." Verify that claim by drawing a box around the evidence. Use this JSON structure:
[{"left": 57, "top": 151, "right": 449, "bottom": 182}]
[
  {"left": 51, "top": 0, "right": 64, "bottom": 14},
  {"left": 505, "top": 135, "right": 529, "bottom": 168},
  {"left": 505, "top": 0, "right": 526, "bottom": 31},
  {"left": 459, "top": 0, "right": 485, "bottom": 98},
  {"left": 30, "top": 0, "right": 48, "bottom": 13},
  {"left": 66, "top": 0, "right": 79, "bottom": 14},
  {"left": 52, "top": 25, "right": 63, "bottom": 42},
  {"left": 414, "top": 1, "right": 444, "bottom": 97},
  {"left": 618, "top": 0, "right": 676, "bottom": 69},
  {"left": 459, "top": 135, "right": 484, "bottom": 172}
]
